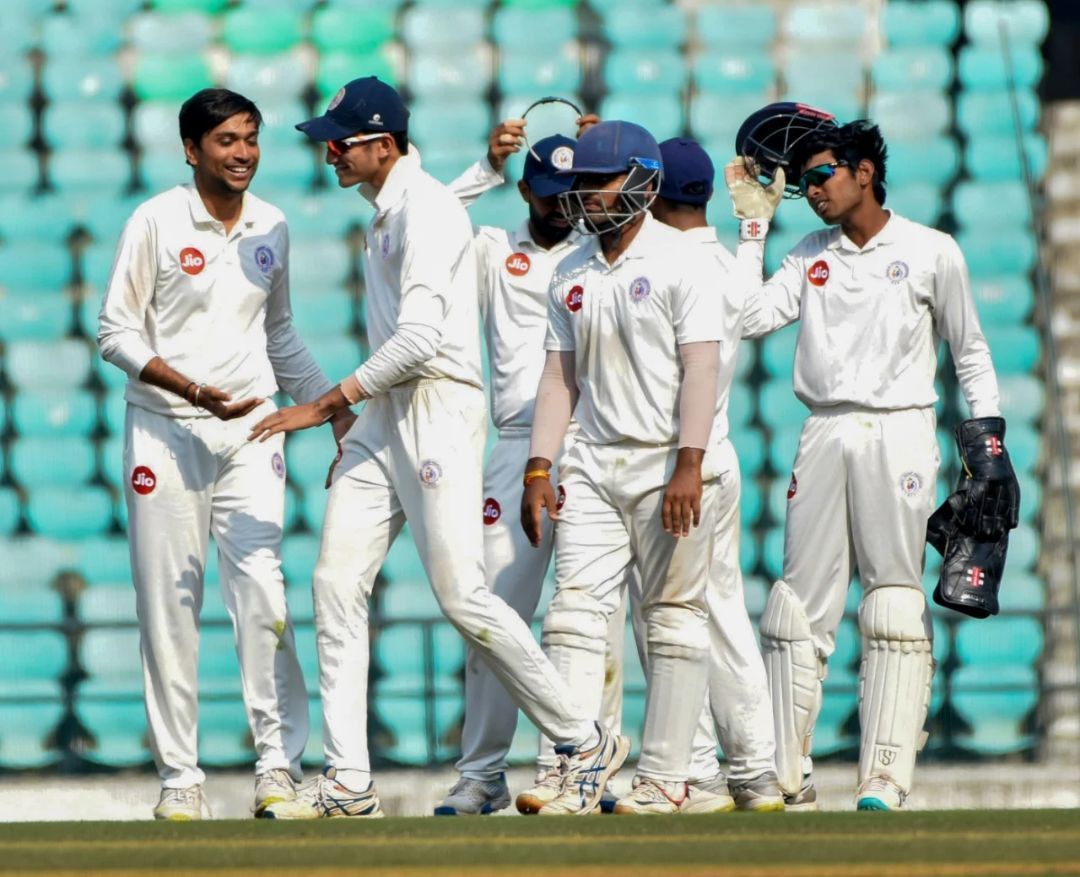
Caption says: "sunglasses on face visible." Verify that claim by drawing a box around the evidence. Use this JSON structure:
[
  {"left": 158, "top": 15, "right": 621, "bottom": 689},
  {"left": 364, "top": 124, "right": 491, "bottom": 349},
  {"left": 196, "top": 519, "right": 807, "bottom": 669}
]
[
  {"left": 798, "top": 161, "right": 847, "bottom": 195},
  {"left": 325, "top": 132, "right": 388, "bottom": 157}
]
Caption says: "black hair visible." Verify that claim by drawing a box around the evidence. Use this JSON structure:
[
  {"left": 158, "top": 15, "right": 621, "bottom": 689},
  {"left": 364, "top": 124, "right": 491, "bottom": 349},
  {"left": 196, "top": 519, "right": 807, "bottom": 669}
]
[
  {"left": 796, "top": 119, "right": 889, "bottom": 206},
  {"left": 179, "top": 88, "right": 262, "bottom": 147},
  {"left": 391, "top": 130, "right": 409, "bottom": 155}
]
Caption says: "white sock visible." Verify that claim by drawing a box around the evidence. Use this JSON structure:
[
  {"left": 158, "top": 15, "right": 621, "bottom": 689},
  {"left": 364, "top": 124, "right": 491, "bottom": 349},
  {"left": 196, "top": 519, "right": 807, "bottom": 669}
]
[{"left": 333, "top": 769, "right": 372, "bottom": 791}]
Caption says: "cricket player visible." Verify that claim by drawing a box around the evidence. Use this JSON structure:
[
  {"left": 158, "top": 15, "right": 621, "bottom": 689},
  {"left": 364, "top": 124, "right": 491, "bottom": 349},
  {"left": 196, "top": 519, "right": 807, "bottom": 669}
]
[
  {"left": 97, "top": 89, "right": 351, "bottom": 819},
  {"left": 521, "top": 120, "right": 736, "bottom": 815},
  {"left": 727, "top": 113, "right": 1011, "bottom": 810},
  {"left": 433, "top": 121, "right": 628, "bottom": 816},
  {"left": 645, "top": 137, "right": 784, "bottom": 812},
  {"left": 247, "top": 77, "right": 628, "bottom": 819}
]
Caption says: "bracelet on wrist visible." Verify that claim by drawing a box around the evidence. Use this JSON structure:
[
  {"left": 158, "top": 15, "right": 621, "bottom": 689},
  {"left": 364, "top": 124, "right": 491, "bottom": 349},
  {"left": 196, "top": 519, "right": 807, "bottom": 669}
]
[
  {"left": 193, "top": 383, "right": 205, "bottom": 409},
  {"left": 523, "top": 468, "right": 551, "bottom": 486},
  {"left": 183, "top": 381, "right": 196, "bottom": 403},
  {"left": 739, "top": 218, "right": 769, "bottom": 241}
]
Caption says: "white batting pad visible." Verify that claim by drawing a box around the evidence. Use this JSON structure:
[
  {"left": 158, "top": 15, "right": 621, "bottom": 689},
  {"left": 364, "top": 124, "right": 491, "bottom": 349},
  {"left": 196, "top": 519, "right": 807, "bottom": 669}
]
[
  {"left": 857, "top": 586, "right": 934, "bottom": 794},
  {"left": 760, "top": 581, "right": 825, "bottom": 796}
]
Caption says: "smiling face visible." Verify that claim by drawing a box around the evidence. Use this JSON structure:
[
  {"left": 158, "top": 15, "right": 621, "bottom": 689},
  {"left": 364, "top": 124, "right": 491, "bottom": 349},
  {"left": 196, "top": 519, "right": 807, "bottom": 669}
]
[
  {"left": 800, "top": 148, "right": 877, "bottom": 226},
  {"left": 183, "top": 111, "right": 260, "bottom": 196},
  {"left": 324, "top": 132, "right": 395, "bottom": 188}
]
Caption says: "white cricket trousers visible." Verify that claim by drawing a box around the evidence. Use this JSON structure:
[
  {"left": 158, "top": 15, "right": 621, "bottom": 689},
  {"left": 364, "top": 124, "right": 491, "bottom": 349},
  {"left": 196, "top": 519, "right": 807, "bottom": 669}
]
[
  {"left": 124, "top": 402, "right": 309, "bottom": 790},
  {"left": 629, "top": 439, "right": 776, "bottom": 782},
  {"left": 456, "top": 432, "right": 626, "bottom": 781},
  {"left": 784, "top": 406, "right": 940, "bottom": 654},
  {"left": 312, "top": 380, "right": 594, "bottom": 774},
  {"left": 542, "top": 441, "right": 717, "bottom": 782}
]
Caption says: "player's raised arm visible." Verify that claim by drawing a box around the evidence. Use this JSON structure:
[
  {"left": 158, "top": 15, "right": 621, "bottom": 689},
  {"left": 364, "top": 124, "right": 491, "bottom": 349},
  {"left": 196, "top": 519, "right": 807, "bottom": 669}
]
[{"left": 446, "top": 118, "right": 525, "bottom": 207}]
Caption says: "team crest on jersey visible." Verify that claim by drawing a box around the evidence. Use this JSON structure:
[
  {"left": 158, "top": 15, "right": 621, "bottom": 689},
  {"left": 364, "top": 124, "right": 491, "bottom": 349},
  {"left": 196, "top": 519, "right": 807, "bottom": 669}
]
[
  {"left": 271, "top": 452, "right": 285, "bottom": 479},
  {"left": 505, "top": 252, "right": 531, "bottom": 276},
  {"left": 566, "top": 285, "right": 584, "bottom": 312},
  {"left": 381, "top": 232, "right": 391, "bottom": 258},
  {"left": 179, "top": 247, "right": 205, "bottom": 276},
  {"left": 556, "top": 484, "right": 566, "bottom": 510},
  {"left": 787, "top": 474, "right": 798, "bottom": 500},
  {"left": 131, "top": 465, "right": 157, "bottom": 496},
  {"left": 629, "top": 276, "right": 651, "bottom": 302},
  {"left": 899, "top": 471, "right": 922, "bottom": 496},
  {"left": 483, "top": 497, "right": 501, "bottom": 525},
  {"left": 328, "top": 87, "right": 346, "bottom": 111},
  {"left": 419, "top": 459, "right": 442, "bottom": 488},
  {"left": 886, "top": 260, "right": 909, "bottom": 283},
  {"left": 550, "top": 146, "right": 574, "bottom": 170},
  {"left": 255, "top": 245, "right": 275, "bottom": 274},
  {"left": 807, "top": 260, "right": 829, "bottom": 287}
]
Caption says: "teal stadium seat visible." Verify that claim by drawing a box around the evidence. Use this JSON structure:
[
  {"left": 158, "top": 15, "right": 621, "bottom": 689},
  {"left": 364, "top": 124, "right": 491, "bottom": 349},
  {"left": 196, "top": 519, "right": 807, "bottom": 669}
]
[
  {"left": 460, "top": 185, "right": 524, "bottom": 231},
  {"left": 768, "top": 426, "right": 802, "bottom": 479},
  {"left": 80, "top": 586, "right": 137, "bottom": 626},
  {"left": 310, "top": 5, "right": 395, "bottom": 55},
  {"left": 0, "top": 149, "right": 39, "bottom": 195},
  {"left": 872, "top": 47, "right": 953, "bottom": 91},
  {"left": 49, "top": 149, "right": 131, "bottom": 193},
  {"left": 997, "top": 373, "right": 1043, "bottom": 422},
  {"left": 958, "top": 46, "right": 1043, "bottom": 92},
  {"left": 784, "top": 2, "right": 867, "bottom": 43},
  {"left": 9, "top": 390, "right": 97, "bottom": 437},
  {"left": 290, "top": 241, "right": 353, "bottom": 287},
  {"left": 885, "top": 184, "right": 944, "bottom": 226},
  {"left": 373, "top": 694, "right": 461, "bottom": 765},
  {"left": 221, "top": 8, "right": 305, "bottom": 55},
  {"left": 5, "top": 339, "right": 93, "bottom": 389},
  {"left": 253, "top": 143, "right": 317, "bottom": 191},
  {"left": 401, "top": 7, "right": 486, "bottom": 50},
  {"left": 1007, "top": 523, "right": 1040, "bottom": 573},
  {"left": 77, "top": 699, "right": 151, "bottom": 767},
  {"left": 887, "top": 137, "right": 959, "bottom": 187},
  {"left": 379, "top": 579, "right": 443, "bottom": 622},
  {"left": 133, "top": 55, "right": 215, "bottom": 103},
  {"left": 497, "top": 51, "right": 581, "bottom": 96},
  {"left": 760, "top": 378, "right": 809, "bottom": 430},
  {"left": 728, "top": 381, "right": 753, "bottom": 429},
  {"left": 964, "top": 133, "right": 1047, "bottom": 183},
  {"left": 956, "top": 230, "right": 1035, "bottom": 277},
  {"left": 868, "top": 92, "right": 951, "bottom": 140},
  {"left": 150, "top": 0, "right": 228, "bottom": 11},
  {"left": 407, "top": 99, "right": 490, "bottom": 151},
  {"left": 281, "top": 533, "right": 321, "bottom": 586},
  {"left": 0, "top": 243, "right": 72, "bottom": 290},
  {"left": 315, "top": 50, "right": 398, "bottom": 100},
  {"left": 0, "top": 104, "right": 34, "bottom": 151},
  {"left": 139, "top": 150, "right": 190, "bottom": 194},
  {"left": 1003, "top": 421, "right": 1040, "bottom": 472},
  {"left": 883, "top": 0, "right": 960, "bottom": 47},
  {"left": 824, "top": 618, "right": 860, "bottom": 689},
  {"left": 760, "top": 324, "right": 798, "bottom": 378},
  {"left": 409, "top": 50, "right": 491, "bottom": 100},
  {"left": 957, "top": 89, "right": 1040, "bottom": 136},
  {"left": 82, "top": 628, "right": 144, "bottom": 699},
  {"left": 0, "top": 703, "right": 64, "bottom": 769},
  {"left": 290, "top": 289, "right": 356, "bottom": 337},
  {"left": 0, "top": 631, "right": 68, "bottom": 698},
  {"left": 199, "top": 627, "right": 242, "bottom": 698},
  {"left": 697, "top": 5, "right": 776, "bottom": 49},
  {"left": 730, "top": 425, "right": 767, "bottom": 480},
  {"left": 0, "top": 291, "right": 72, "bottom": 341},
  {"left": 224, "top": 53, "right": 309, "bottom": 103},
  {"left": 740, "top": 523, "right": 761, "bottom": 573},
  {"left": 0, "top": 488, "right": 20, "bottom": 535},
  {"left": 41, "top": 11, "right": 124, "bottom": 57},
  {"left": 375, "top": 623, "right": 463, "bottom": 694},
  {"left": 286, "top": 587, "right": 314, "bottom": 626},
  {"left": 603, "top": 50, "right": 687, "bottom": 96},
  {"left": 130, "top": 11, "right": 214, "bottom": 54},
  {"left": 199, "top": 699, "right": 253, "bottom": 767},
  {"left": 0, "top": 536, "right": 79, "bottom": 588},
  {"left": 284, "top": 430, "right": 338, "bottom": 491},
  {"left": 602, "top": 6, "right": 687, "bottom": 49},
  {"left": 0, "top": 56, "right": 35, "bottom": 104},
  {"left": 743, "top": 575, "right": 769, "bottom": 617},
  {"left": 132, "top": 101, "right": 183, "bottom": 152},
  {"left": 493, "top": 6, "right": 577, "bottom": 53},
  {"left": 1002, "top": 573, "right": 1045, "bottom": 613},
  {"left": 0, "top": 585, "right": 64, "bottom": 625},
  {"left": 10, "top": 437, "right": 97, "bottom": 487},
  {"left": 27, "top": 486, "right": 114, "bottom": 540},
  {"left": 601, "top": 94, "right": 683, "bottom": 142},
  {"left": 43, "top": 102, "right": 126, "bottom": 151},
  {"left": 964, "top": 0, "right": 1049, "bottom": 46},
  {"left": 953, "top": 180, "right": 1032, "bottom": 228},
  {"left": 761, "top": 524, "right": 784, "bottom": 580},
  {"left": 0, "top": 194, "right": 83, "bottom": 245},
  {"left": 982, "top": 325, "right": 1040, "bottom": 373},
  {"left": 1016, "top": 472, "right": 1041, "bottom": 524},
  {"left": 268, "top": 190, "right": 358, "bottom": 240},
  {"left": 694, "top": 54, "right": 775, "bottom": 96},
  {"left": 103, "top": 388, "right": 126, "bottom": 435}
]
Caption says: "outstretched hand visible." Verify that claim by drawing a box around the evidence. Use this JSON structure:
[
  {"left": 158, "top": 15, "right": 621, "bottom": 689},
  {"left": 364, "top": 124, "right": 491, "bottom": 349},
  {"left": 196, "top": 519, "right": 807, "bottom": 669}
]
[
  {"left": 248, "top": 403, "right": 325, "bottom": 442},
  {"left": 197, "top": 384, "right": 264, "bottom": 421},
  {"left": 724, "top": 156, "right": 785, "bottom": 221},
  {"left": 487, "top": 118, "right": 526, "bottom": 174}
]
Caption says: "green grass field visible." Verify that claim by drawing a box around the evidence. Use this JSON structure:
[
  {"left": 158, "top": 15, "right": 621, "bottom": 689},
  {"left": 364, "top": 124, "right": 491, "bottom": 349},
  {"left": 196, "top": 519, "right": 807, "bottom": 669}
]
[{"left": 1, "top": 811, "right": 1078, "bottom": 877}]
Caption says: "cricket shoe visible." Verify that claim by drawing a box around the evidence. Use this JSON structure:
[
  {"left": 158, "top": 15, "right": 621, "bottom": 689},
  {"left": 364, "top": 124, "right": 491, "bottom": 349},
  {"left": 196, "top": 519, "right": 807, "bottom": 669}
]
[
  {"left": 856, "top": 776, "right": 906, "bottom": 811},
  {"left": 515, "top": 764, "right": 564, "bottom": 814},
  {"left": 613, "top": 777, "right": 688, "bottom": 815},
  {"left": 599, "top": 782, "right": 618, "bottom": 814},
  {"left": 783, "top": 775, "right": 820, "bottom": 812},
  {"left": 680, "top": 773, "right": 736, "bottom": 814},
  {"left": 728, "top": 771, "right": 785, "bottom": 812},
  {"left": 434, "top": 774, "right": 511, "bottom": 816},
  {"left": 261, "top": 767, "right": 384, "bottom": 819},
  {"left": 254, "top": 769, "right": 297, "bottom": 818},
  {"left": 538, "top": 723, "right": 630, "bottom": 815},
  {"left": 154, "top": 785, "right": 207, "bottom": 821}
]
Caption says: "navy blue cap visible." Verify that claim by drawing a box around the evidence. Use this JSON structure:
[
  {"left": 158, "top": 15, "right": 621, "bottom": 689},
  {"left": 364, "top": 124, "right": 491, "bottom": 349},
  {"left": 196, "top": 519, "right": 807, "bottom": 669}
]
[
  {"left": 296, "top": 77, "right": 409, "bottom": 141},
  {"left": 557, "top": 120, "right": 662, "bottom": 177},
  {"left": 522, "top": 135, "right": 576, "bottom": 198},
  {"left": 658, "top": 138, "right": 714, "bottom": 205}
]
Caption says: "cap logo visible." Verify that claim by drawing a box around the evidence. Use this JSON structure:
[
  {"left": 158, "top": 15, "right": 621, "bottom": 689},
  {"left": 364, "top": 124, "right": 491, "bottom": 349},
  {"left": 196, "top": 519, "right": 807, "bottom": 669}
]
[
  {"left": 886, "top": 260, "right": 909, "bottom": 283},
  {"left": 368, "top": 112, "right": 382, "bottom": 126},
  {"left": 629, "top": 276, "right": 651, "bottom": 302},
  {"left": 132, "top": 465, "right": 157, "bottom": 496},
  {"left": 328, "top": 87, "right": 346, "bottom": 111},
  {"left": 550, "top": 146, "right": 574, "bottom": 170},
  {"left": 483, "top": 497, "right": 501, "bottom": 525},
  {"left": 566, "top": 285, "right": 583, "bottom": 313},
  {"left": 179, "top": 247, "right": 205, "bottom": 275},
  {"left": 255, "top": 245, "right": 274, "bottom": 274},
  {"left": 505, "top": 252, "right": 531, "bottom": 276},
  {"left": 807, "top": 260, "right": 829, "bottom": 287}
]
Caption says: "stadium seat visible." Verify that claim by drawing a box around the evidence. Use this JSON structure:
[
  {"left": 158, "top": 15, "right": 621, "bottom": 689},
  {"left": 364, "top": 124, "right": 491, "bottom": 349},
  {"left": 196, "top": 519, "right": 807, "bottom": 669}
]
[
  {"left": 199, "top": 627, "right": 242, "bottom": 698},
  {"left": 375, "top": 623, "right": 463, "bottom": 693},
  {"left": 1002, "top": 572, "right": 1045, "bottom": 613},
  {"left": 409, "top": 97, "right": 490, "bottom": 151},
  {"left": 728, "top": 382, "right": 753, "bottom": 430},
  {"left": 1016, "top": 472, "right": 1041, "bottom": 525},
  {"left": 9, "top": 437, "right": 97, "bottom": 487},
  {"left": 884, "top": 183, "right": 944, "bottom": 227},
  {"left": 883, "top": 0, "right": 961, "bottom": 47},
  {"left": 0, "top": 291, "right": 73, "bottom": 342},
  {"left": 77, "top": 699, "right": 151, "bottom": 767},
  {"left": 80, "top": 585, "right": 137, "bottom": 625},
  {"left": 600, "top": 94, "right": 683, "bottom": 142},
  {"left": 695, "top": 53, "right": 775, "bottom": 96},
  {"left": 224, "top": 52, "right": 309, "bottom": 103},
  {"left": 956, "top": 231, "right": 1036, "bottom": 277},
  {"left": 760, "top": 379, "right": 809, "bottom": 430},
  {"left": 0, "top": 103, "right": 34, "bottom": 151},
  {"left": 284, "top": 430, "right": 338, "bottom": 491},
  {"left": 132, "top": 101, "right": 183, "bottom": 152},
  {"left": 281, "top": 532, "right": 321, "bottom": 585},
  {"left": 41, "top": 11, "right": 124, "bottom": 57},
  {"left": 315, "top": 49, "right": 398, "bottom": 99},
  {"left": 0, "top": 194, "right": 83, "bottom": 245},
  {"left": 743, "top": 575, "right": 769, "bottom": 617},
  {"left": 1007, "top": 523, "right": 1040, "bottom": 573},
  {"left": 221, "top": 8, "right": 305, "bottom": 54},
  {"left": 690, "top": 94, "right": 771, "bottom": 147},
  {"left": 982, "top": 325, "right": 1040, "bottom": 373},
  {"left": 9, "top": 390, "right": 97, "bottom": 437},
  {"left": 0, "top": 536, "right": 78, "bottom": 589},
  {"left": 0, "top": 585, "right": 64, "bottom": 625},
  {"left": 409, "top": 50, "right": 491, "bottom": 99},
  {"left": 964, "top": 133, "right": 1048, "bottom": 183},
  {"left": 26, "top": 486, "right": 114, "bottom": 540},
  {"left": 253, "top": 143, "right": 317, "bottom": 190},
  {"left": 493, "top": 6, "right": 577, "bottom": 52},
  {"left": 373, "top": 695, "right": 459, "bottom": 765},
  {"left": 139, "top": 150, "right": 189, "bottom": 194},
  {"left": 41, "top": 56, "right": 125, "bottom": 103},
  {"left": 767, "top": 426, "right": 802, "bottom": 480},
  {"left": 401, "top": 7, "right": 486, "bottom": 50},
  {"left": 601, "top": 5, "right": 687, "bottom": 49},
  {"left": 133, "top": 54, "right": 215, "bottom": 102},
  {"left": 872, "top": 47, "right": 954, "bottom": 91},
  {"left": 301, "top": 490, "right": 327, "bottom": 534},
  {"left": 964, "top": 0, "right": 1049, "bottom": 46},
  {"left": 0, "top": 630, "right": 68, "bottom": 698},
  {"left": 102, "top": 388, "right": 126, "bottom": 435},
  {"left": 760, "top": 324, "right": 799, "bottom": 378},
  {"left": 887, "top": 137, "right": 959, "bottom": 187},
  {"left": 379, "top": 579, "right": 442, "bottom": 622},
  {"left": 953, "top": 181, "right": 1032, "bottom": 229},
  {"left": 199, "top": 699, "right": 253, "bottom": 766},
  {"left": 0, "top": 242, "right": 73, "bottom": 290},
  {"left": 603, "top": 50, "right": 687, "bottom": 96},
  {"left": 957, "top": 46, "right": 1043, "bottom": 92},
  {"left": 0, "top": 703, "right": 64, "bottom": 769},
  {"left": 730, "top": 425, "right": 766, "bottom": 480},
  {"left": 955, "top": 615, "right": 1043, "bottom": 669},
  {"left": 813, "top": 695, "right": 858, "bottom": 757},
  {"left": 290, "top": 241, "right": 354, "bottom": 288},
  {"left": 697, "top": 5, "right": 776, "bottom": 49},
  {"left": 761, "top": 525, "right": 784, "bottom": 580},
  {"left": 0, "top": 488, "right": 20, "bottom": 535},
  {"left": 997, "top": 373, "right": 1043, "bottom": 422},
  {"left": 784, "top": 2, "right": 868, "bottom": 43},
  {"left": 43, "top": 102, "right": 126, "bottom": 151},
  {"left": 739, "top": 523, "right": 761, "bottom": 573},
  {"left": 0, "top": 56, "right": 35, "bottom": 103},
  {"left": 130, "top": 11, "right": 214, "bottom": 54},
  {"left": 497, "top": 50, "right": 581, "bottom": 96},
  {"left": 868, "top": 92, "right": 951, "bottom": 140},
  {"left": 49, "top": 148, "right": 132, "bottom": 193},
  {"left": 310, "top": 5, "right": 394, "bottom": 54},
  {"left": 955, "top": 89, "right": 1040, "bottom": 136},
  {"left": 0, "top": 149, "right": 39, "bottom": 195}
]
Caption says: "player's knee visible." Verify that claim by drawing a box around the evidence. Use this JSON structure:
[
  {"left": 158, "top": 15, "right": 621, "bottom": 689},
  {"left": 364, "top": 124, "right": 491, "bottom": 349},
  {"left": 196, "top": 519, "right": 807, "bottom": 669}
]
[
  {"left": 760, "top": 580, "right": 815, "bottom": 644},
  {"left": 643, "top": 605, "right": 709, "bottom": 658},
  {"left": 859, "top": 585, "right": 932, "bottom": 643},
  {"left": 541, "top": 587, "right": 607, "bottom": 654}
]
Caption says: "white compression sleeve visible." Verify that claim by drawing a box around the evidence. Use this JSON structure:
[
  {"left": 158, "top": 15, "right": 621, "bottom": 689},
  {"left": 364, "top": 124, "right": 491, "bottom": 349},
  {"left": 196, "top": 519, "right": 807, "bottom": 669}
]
[
  {"left": 528, "top": 350, "right": 577, "bottom": 462},
  {"left": 678, "top": 341, "right": 720, "bottom": 449}
]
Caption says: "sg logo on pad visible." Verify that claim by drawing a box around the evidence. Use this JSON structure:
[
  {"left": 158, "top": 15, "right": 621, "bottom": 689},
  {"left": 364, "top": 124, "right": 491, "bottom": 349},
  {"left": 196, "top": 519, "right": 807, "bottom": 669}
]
[{"left": 179, "top": 247, "right": 205, "bottom": 275}]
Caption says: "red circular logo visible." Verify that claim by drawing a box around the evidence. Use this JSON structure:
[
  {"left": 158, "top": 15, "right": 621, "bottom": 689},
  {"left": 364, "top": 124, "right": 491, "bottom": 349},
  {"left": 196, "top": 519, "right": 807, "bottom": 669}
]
[
  {"left": 505, "top": 252, "right": 531, "bottom": 276},
  {"left": 483, "top": 497, "right": 501, "bottom": 525},
  {"left": 132, "top": 465, "right": 157, "bottom": 495},
  {"left": 787, "top": 474, "right": 798, "bottom": 500},
  {"left": 179, "top": 247, "right": 206, "bottom": 275},
  {"left": 556, "top": 484, "right": 566, "bottom": 510},
  {"left": 566, "top": 285, "right": 583, "bottom": 312},
  {"left": 807, "top": 260, "right": 829, "bottom": 287}
]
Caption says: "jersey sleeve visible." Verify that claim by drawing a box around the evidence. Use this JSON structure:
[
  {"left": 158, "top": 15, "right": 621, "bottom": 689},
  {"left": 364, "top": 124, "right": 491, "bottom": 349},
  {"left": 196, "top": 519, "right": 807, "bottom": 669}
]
[
  {"left": 544, "top": 272, "right": 576, "bottom": 352},
  {"left": 264, "top": 222, "right": 335, "bottom": 404},
  {"left": 672, "top": 250, "right": 725, "bottom": 345},
  {"left": 446, "top": 157, "right": 505, "bottom": 209},
  {"left": 96, "top": 211, "right": 160, "bottom": 379},
  {"left": 738, "top": 238, "right": 804, "bottom": 338},
  {"left": 933, "top": 235, "right": 1001, "bottom": 418}
]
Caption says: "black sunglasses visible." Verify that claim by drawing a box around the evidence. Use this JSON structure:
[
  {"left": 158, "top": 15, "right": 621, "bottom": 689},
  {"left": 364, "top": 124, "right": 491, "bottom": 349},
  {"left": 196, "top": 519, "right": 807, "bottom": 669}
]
[{"left": 798, "top": 161, "right": 847, "bottom": 195}]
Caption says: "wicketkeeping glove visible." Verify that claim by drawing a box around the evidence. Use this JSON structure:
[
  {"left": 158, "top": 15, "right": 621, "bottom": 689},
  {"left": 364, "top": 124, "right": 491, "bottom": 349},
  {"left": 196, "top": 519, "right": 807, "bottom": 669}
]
[
  {"left": 953, "top": 416, "right": 1021, "bottom": 541},
  {"left": 724, "top": 157, "right": 785, "bottom": 221}
]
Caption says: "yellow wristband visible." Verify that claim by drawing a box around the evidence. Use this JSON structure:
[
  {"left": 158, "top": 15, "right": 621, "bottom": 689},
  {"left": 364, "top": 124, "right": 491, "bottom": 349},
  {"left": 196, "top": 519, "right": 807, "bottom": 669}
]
[{"left": 523, "top": 469, "right": 551, "bottom": 486}]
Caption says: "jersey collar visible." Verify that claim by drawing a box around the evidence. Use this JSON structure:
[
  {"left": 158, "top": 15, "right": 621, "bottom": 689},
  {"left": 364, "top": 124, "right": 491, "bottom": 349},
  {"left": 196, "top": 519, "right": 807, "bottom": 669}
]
[
  {"left": 828, "top": 209, "right": 899, "bottom": 253},
  {"left": 682, "top": 225, "right": 718, "bottom": 244},
  {"left": 372, "top": 152, "right": 421, "bottom": 214},
  {"left": 184, "top": 184, "right": 256, "bottom": 233}
]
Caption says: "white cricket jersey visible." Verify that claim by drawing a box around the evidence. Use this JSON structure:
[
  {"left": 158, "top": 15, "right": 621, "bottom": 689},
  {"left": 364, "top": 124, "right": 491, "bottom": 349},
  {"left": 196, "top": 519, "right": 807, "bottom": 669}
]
[
  {"left": 740, "top": 211, "right": 1000, "bottom": 417},
  {"left": 98, "top": 184, "right": 332, "bottom": 418},
  {"left": 546, "top": 212, "right": 729, "bottom": 445},
  {"left": 682, "top": 226, "right": 745, "bottom": 445},
  {"left": 355, "top": 155, "right": 483, "bottom": 392}
]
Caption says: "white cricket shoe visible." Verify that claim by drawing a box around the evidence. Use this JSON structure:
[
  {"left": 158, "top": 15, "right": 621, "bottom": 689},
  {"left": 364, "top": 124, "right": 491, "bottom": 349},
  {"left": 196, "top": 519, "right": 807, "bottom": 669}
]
[
  {"left": 783, "top": 775, "right": 820, "bottom": 812},
  {"left": 856, "top": 776, "right": 906, "bottom": 811},
  {"left": 613, "top": 777, "right": 688, "bottom": 815},
  {"left": 153, "top": 785, "right": 206, "bottom": 821},
  {"left": 262, "top": 767, "right": 384, "bottom": 820},
  {"left": 434, "top": 774, "right": 511, "bottom": 816},
  {"left": 680, "top": 773, "right": 737, "bottom": 814},
  {"left": 254, "top": 769, "right": 297, "bottom": 818},
  {"left": 538, "top": 723, "right": 630, "bottom": 815},
  {"left": 515, "top": 765, "right": 564, "bottom": 815},
  {"left": 728, "top": 771, "right": 785, "bottom": 812}
]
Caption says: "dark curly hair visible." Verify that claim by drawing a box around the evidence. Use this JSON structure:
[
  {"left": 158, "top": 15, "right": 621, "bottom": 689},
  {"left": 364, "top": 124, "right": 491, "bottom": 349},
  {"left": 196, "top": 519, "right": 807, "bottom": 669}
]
[{"left": 796, "top": 119, "right": 889, "bottom": 206}]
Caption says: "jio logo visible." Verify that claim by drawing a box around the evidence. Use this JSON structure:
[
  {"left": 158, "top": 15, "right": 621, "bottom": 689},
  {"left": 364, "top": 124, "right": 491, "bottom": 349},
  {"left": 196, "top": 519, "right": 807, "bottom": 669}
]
[
  {"left": 179, "top": 247, "right": 205, "bottom": 275},
  {"left": 505, "top": 253, "right": 531, "bottom": 276},
  {"left": 565, "top": 285, "right": 584, "bottom": 312},
  {"left": 132, "top": 466, "right": 157, "bottom": 495},
  {"left": 807, "top": 260, "right": 829, "bottom": 287},
  {"left": 483, "top": 497, "right": 501, "bottom": 525}
]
